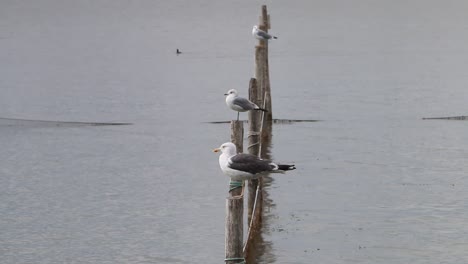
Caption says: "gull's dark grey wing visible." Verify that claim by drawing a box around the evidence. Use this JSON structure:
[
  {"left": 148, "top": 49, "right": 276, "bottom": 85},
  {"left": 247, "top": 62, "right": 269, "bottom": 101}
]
[
  {"left": 232, "top": 97, "right": 256, "bottom": 110},
  {"left": 228, "top": 153, "right": 274, "bottom": 174}
]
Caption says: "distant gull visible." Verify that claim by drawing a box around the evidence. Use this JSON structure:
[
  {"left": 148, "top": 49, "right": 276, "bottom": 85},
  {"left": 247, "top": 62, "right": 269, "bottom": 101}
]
[
  {"left": 224, "top": 89, "right": 267, "bottom": 121},
  {"left": 176, "top": 48, "right": 182, "bottom": 55},
  {"left": 214, "top": 142, "right": 295, "bottom": 196},
  {"left": 252, "top": 25, "right": 278, "bottom": 40}
]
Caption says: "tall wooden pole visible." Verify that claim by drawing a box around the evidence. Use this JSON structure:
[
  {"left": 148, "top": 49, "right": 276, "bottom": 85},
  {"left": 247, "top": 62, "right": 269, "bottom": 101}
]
[
  {"left": 244, "top": 5, "right": 275, "bottom": 259},
  {"left": 255, "top": 5, "right": 273, "bottom": 122},
  {"left": 255, "top": 5, "right": 273, "bottom": 144},
  {"left": 225, "top": 121, "right": 244, "bottom": 263}
]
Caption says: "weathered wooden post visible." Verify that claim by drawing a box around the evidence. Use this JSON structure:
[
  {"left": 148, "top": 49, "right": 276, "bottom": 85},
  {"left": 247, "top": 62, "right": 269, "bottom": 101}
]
[
  {"left": 244, "top": 6, "right": 275, "bottom": 259},
  {"left": 255, "top": 5, "right": 273, "bottom": 144},
  {"left": 258, "top": 5, "right": 273, "bottom": 123},
  {"left": 247, "top": 78, "right": 262, "bottom": 225},
  {"left": 225, "top": 120, "right": 245, "bottom": 264}
]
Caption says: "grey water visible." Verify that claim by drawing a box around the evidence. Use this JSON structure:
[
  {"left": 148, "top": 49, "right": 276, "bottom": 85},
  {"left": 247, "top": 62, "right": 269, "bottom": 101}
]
[{"left": 2, "top": 1, "right": 468, "bottom": 263}]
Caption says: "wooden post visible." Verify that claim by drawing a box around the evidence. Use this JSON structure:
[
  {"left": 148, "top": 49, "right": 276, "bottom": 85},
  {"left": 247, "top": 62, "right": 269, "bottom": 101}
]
[
  {"left": 244, "top": 6, "right": 275, "bottom": 260},
  {"left": 261, "top": 5, "right": 269, "bottom": 30},
  {"left": 247, "top": 78, "right": 261, "bottom": 225},
  {"left": 225, "top": 120, "right": 244, "bottom": 263},
  {"left": 255, "top": 5, "right": 273, "bottom": 142},
  {"left": 230, "top": 120, "right": 244, "bottom": 154}
]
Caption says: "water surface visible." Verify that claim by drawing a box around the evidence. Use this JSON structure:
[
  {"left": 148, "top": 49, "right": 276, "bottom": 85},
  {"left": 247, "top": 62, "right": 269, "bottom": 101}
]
[{"left": 1, "top": 1, "right": 468, "bottom": 263}]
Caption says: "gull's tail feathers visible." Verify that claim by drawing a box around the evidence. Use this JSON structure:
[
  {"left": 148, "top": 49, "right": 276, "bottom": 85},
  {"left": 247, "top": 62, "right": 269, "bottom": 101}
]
[
  {"left": 277, "top": 164, "right": 296, "bottom": 171},
  {"left": 270, "top": 163, "right": 296, "bottom": 173}
]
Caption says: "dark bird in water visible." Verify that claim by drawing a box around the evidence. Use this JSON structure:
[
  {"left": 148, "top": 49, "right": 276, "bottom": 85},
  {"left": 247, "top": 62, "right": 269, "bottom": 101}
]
[{"left": 176, "top": 49, "right": 182, "bottom": 55}]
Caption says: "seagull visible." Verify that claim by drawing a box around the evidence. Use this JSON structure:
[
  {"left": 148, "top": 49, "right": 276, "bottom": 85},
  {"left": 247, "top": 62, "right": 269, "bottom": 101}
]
[
  {"left": 252, "top": 25, "right": 278, "bottom": 40},
  {"left": 213, "top": 142, "right": 296, "bottom": 197},
  {"left": 224, "top": 89, "right": 267, "bottom": 121}
]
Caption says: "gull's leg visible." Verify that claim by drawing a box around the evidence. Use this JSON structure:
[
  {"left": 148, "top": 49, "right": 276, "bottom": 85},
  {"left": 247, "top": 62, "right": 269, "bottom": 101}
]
[{"left": 237, "top": 112, "right": 240, "bottom": 121}]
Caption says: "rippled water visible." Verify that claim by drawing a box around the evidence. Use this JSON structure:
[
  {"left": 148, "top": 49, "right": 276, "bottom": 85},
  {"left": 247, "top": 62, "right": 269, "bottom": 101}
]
[{"left": 1, "top": 1, "right": 468, "bottom": 263}]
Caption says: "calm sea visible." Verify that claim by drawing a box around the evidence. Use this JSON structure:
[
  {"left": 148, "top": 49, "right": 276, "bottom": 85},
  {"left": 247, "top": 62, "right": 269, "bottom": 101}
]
[{"left": 1, "top": 1, "right": 468, "bottom": 263}]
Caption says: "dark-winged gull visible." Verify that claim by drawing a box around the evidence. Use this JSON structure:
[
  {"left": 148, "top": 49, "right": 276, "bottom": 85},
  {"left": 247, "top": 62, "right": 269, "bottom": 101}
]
[
  {"left": 252, "top": 25, "right": 278, "bottom": 40},
  {"left": 213, "top": 142, "right": 295, "bottom": 197},
  {"left": 224, "top": 89, "right": 267, "bottom": 121}
]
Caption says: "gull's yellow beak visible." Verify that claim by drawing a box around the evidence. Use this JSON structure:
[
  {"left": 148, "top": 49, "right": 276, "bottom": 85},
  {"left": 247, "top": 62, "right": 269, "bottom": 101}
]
[{"left": 213, "top": 148, "right": 221, "bottom": 153}]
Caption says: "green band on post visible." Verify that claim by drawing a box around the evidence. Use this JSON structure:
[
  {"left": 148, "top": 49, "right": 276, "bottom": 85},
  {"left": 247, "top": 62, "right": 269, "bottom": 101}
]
[{"left": 229, "top": 180, "right": 243, "bottom": 191}]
